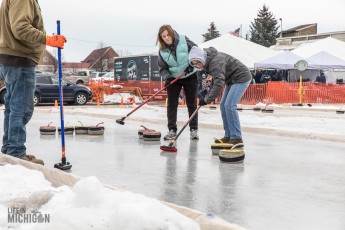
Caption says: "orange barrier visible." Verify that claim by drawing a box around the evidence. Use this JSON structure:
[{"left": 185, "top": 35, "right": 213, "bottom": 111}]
[
  {"left": 88, "top": 79, "right": 143, "bottom": 103},
  {"left": 240, "top": 82, "right": 345, "bottom": 104}
]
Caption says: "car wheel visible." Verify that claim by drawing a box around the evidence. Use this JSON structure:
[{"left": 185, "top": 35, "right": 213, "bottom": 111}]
[
  {"left": 0, "top": 90, "right": 6, "bottom": 104},
  {"left": 33, "top": 94, "right": 39, "bottom": 106},
  {"left": 74, "top": 92, "right": 87, "bottom": 105}
]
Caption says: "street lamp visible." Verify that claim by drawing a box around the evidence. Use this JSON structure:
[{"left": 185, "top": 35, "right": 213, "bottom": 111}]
[{"left": 279, "top": 18, "right": 283, "bottom": 37}]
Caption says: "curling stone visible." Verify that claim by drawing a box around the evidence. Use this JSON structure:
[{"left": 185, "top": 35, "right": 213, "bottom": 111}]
[
  {"left": 219, "top": 143, "right": 245, "bottom": 163},
  {"left": 138, "top": 128, "right": 145, "bottom": 139},
  {"left": 261, "top": 108, "right": 274, "bottom": 113},
  {"left": 138, "top": 125, "right": 155, "bottom": 139},
  {"left": 74, "top": 121, "right": 88, "bottom": 135},
  {"left": 58, "top": 126, "right": 75, "bottom": 135},
  {"left": 336, "top": 110, "right": 345, "bottom": 114},
  {"left": 253, "top": 107, "right": 261, "bottom": 111},
  {"left": 143, "top": 130, "right": 161, "bottom": 141},
  {"left": 88, "top": 122, "right": 104, "bottom": 135},
  {"left": 39, "top": 122, "right": 56, "bottom": 135},
  {"left": 211, "top": 143, "right": 234, "bottom": 155}
]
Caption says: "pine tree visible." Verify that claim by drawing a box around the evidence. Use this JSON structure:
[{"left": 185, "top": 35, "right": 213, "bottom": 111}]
[
  {"left": 202, "top": 22, "right": 221, "bottom": 42},
  {"left": 249, "top": 5, "right": 280, "bottom": 47}
]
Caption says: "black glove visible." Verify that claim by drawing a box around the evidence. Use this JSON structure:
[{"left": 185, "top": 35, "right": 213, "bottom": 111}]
[
  {"left": 199, "top": 99, "right": 208, "bottom": 106},
  {"left": 184, "top": 65, "right": 194, "bottom": 75},
  {"left": 164, "top": 77, "right": 174, "bottom": 87}
]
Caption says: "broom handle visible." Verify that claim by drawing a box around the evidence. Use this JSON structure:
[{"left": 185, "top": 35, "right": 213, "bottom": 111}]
[
  {"left": 57, "top": 20, "right": 66, "bottom": 162},
  {"left": 122, "top": 71, "right": 187, "bottom": 119},
  {"left": 173, "top": 105, "right": 202, "bottom": 141}
]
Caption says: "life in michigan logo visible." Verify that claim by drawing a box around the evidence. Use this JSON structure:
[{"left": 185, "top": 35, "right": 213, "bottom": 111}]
[{"left": 8, "top": 207, "right": 50, "bottom": 224}]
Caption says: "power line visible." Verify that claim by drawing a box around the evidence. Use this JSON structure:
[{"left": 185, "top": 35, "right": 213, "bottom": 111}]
[{"left": 67, "top": 37, "right": 156, "bottom": 48}]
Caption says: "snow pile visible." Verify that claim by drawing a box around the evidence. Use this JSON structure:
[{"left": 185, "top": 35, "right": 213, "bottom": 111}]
[{"left": 0, "top": 164, "right": 200, "bottom": 230}]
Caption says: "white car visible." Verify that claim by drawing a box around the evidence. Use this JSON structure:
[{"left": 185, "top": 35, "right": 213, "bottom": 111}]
[{"left": 99, "top": 72, "right": 114, "bottom": 81}]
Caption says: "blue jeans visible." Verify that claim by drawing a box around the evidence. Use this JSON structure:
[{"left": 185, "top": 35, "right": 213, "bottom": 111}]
[
  {"left": 0, "top": 66, "right": 36, "bottom": 158},
  {"left": 220, "top": 80, "right": 251, "bottom": 139}
]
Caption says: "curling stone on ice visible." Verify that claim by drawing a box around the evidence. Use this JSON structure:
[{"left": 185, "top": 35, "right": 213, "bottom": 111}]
[
  {"left": 142, "top": 126, "right": 161, "bottom": 141},
  {"left": 253, "top": 107, "right": 261, "bottom": 111},
  {"left": 211, "top": 138, "right": 234, "bottom": 155},
  {"left": 74, "top": 121, "right": 89, "bottom": 134},
  {"left": 88, "top": 122, "right": 104, "bottom": 135},
  {"left": 58, "top": 122, "right": 74, "bottom": 135},
  {"left": 261, "top": 104, "right": 274, "bottom": 113},
  {"left": 39, "top": 122, "right": 56, "bottom": 135},
  {"left": 209, "top": 105, "right": 217, "bottom": 110},
  {"left": 138, "top": 125, "right": 155, "bottom": 139},
  {"left": 219, "top": 143, "right": 245, "bottom": 163},
  {"left": 336, "top": 106, "right": 344, "bottom": 114}
]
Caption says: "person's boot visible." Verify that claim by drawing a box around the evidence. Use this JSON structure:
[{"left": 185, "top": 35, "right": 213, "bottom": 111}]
[
  {"left": 214, "top": 137, "right": 230, "bottom": 143},
  {"left": 228, "top": 138, "right": 244, "bottom": 146},
  {"left": 20, "top": 155, "right": 44, "bottom": 165}
]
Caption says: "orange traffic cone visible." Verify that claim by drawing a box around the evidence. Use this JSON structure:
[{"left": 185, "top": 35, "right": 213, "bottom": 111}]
[
  {"left": 54, "top": 100, "right": 58, "bottom": 107},
  {"left": 180, "top": 98, "right": 185, "bottom": 106}
]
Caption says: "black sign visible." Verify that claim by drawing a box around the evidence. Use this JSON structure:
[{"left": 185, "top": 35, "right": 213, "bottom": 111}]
[{"left": 115, "top": 55, "right": 153, "bottom": 82}]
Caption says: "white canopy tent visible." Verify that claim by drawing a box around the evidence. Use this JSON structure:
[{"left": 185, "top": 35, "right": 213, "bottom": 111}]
[
  {"left": 198, "top": 34, "right": 278, "bottom": 69},
  {"left": 254, "top": 51, "right": 304, "bottom": 69},
  {"left": 292, "top": 37, "right": 345, "bottom": 60},
  {"left": 305, "top": 51, "right": 345, "bottom": 70}
]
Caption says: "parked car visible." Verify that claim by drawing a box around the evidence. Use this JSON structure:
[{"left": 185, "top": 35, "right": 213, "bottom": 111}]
[
  {"left": 65, "top": 70, "right": 95, "bottom": 85},
  {"left": 89, "top": 72, "right": 107, "bottom": 81},
  {"left": 0, "top": 73, "right": 93, "bottom": 105},
  {"left": 98, "top": 72, "right": 114, "bottom": 81}
]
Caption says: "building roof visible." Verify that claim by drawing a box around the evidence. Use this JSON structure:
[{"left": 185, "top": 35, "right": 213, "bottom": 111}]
[
  {"left": 283, "top": 23, "right": 317, "bottom": 33},
  {"left": 62, "top": 62, "right": 91, "bottom": 69},
  {"left": 82, "top": 46, "right": 112, "bottom": 63}
]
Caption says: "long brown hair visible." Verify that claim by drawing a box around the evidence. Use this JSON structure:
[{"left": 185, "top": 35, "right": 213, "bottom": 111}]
[{"left": 156, "top": 24, "right": 175, "bottom": 50}]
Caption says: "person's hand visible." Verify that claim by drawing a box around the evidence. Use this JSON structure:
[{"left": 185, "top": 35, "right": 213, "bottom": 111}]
[
  {"left": 164, "top": 77, "right": 174, "bottom": 87},
  {"left": 46, "top": 35, "right": 67, "bottom": 48},
  {"left": 199, "top": 99, "right": 207, "bottom": 106},
  {"left": 184, "top": 65, "right": 195, "bottom": 75}
]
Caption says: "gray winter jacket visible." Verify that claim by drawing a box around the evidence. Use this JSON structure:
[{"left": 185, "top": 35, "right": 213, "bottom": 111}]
[{"left": 203, "top": 47, "right": 252, "bottom": 103}]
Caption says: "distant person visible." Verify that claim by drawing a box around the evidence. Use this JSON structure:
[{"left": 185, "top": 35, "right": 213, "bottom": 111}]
[
  {"left": 189, "top": 46, "right": 252, "bottom": 145},
  {"left": 156, "top": 24, "right": 199, "bottom": 140},
  {"left": 0, "top": 0, "right": 67, "bottom": 165}
]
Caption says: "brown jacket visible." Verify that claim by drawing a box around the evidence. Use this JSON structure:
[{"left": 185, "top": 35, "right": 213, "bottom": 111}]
[{"left": 0, "top": 0, "right": 46, "bottom": 63}]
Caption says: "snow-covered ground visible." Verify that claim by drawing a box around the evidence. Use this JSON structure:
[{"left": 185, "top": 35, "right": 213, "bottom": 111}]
[{"left": 0, "top": 164, "right": 200, "bottom": 230}]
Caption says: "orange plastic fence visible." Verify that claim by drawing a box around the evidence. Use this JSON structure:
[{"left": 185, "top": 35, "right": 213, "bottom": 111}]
[
  {"left": 240, "top": 82, "right": 345, "bottom": 104},
  {"left": 88, "top": 79, "right": 143, "bottom": 103}
]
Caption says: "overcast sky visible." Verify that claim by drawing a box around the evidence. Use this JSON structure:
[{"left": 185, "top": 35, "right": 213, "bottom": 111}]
[{"left": 23, "top": 0, "right": 345, "bottom": 61}]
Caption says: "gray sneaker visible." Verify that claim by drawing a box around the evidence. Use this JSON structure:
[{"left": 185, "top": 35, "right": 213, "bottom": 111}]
[
  {"left": 190, "top": 129, "right": 199, "bottom": 140},
  {"left": 164, "top": 130, "right": 177, "bottom": 140}
]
